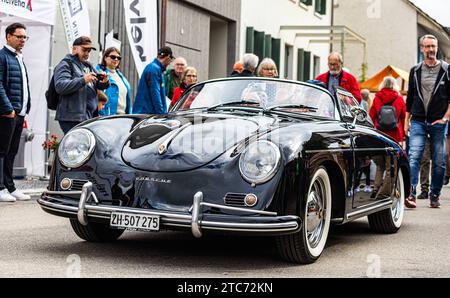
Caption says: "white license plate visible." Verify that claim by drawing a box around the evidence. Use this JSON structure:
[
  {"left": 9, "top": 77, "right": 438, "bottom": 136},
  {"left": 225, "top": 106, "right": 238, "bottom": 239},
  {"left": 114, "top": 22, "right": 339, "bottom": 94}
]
[{"left": 110, "top": 212, "right": 160, "bottom": 232}]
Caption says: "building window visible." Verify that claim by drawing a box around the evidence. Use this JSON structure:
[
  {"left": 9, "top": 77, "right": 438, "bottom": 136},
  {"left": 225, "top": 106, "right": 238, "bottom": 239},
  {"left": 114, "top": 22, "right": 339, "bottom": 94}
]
[
  {"left": 313, "top": 55, "right": 321, "bottom": 79},
  {"left": 315, "top": 0, "right": 327, "bottom": 15}
]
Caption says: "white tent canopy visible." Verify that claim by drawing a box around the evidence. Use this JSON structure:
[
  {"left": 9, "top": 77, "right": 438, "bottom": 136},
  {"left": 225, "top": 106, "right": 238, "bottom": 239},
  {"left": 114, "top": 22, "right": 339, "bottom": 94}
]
[{"left": 0, "top": 0, "right": 56, "bottom": 177}]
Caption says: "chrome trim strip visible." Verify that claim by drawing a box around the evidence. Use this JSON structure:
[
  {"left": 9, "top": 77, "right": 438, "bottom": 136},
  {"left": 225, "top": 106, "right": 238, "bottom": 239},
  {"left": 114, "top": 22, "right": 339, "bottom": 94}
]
[
  {"left": 45, "top": 190, "right": 82, "bottom": 195},
  {"left": 306, "top": 148, "right": 393, "bottom": 154},
  {"left": 305, "top": 149, "right": 352, "bottom": 154},
  {"left": 346, "top": 199, "right": 393, "bottom": 220},
  {"left": 158, "top": 122, "right": 192, "bottom": 155},
  {"left": 201, "top": 219, "right": 298, "bottom": 229},
  {"left": 201, "top": 202, "right": 277, "bottom": 216}
]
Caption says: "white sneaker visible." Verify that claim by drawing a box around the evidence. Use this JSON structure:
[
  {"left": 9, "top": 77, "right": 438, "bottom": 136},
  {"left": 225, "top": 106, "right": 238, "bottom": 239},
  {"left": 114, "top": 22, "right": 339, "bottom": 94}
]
[
  {"left": 0, "top": 189, "right": 16, "bottom": 202},
  {"left": 10, "top": 190, "right": 31, "bottom": 201}
]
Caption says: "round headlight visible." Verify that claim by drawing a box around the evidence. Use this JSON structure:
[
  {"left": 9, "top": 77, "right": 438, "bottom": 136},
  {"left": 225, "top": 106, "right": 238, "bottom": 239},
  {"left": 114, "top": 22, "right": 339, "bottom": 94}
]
[
  {"left": 58, "top": 129, "right": 96, "bottom": 168},
  {"left": 239, "top": 141, "right": 281, "bottom": 185}
]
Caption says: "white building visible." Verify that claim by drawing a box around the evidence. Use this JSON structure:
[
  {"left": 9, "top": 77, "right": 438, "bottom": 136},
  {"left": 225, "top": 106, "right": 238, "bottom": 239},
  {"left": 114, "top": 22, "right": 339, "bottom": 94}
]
[
  {"left": 240, "top": 0, "right": 332, "bottom": 81},
  {"left": 333, "top": 0, "right": 450, "bottom": 81}
]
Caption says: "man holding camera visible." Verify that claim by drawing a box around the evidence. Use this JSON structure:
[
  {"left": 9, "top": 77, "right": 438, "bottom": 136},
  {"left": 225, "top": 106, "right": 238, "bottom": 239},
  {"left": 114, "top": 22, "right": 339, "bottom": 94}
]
[{"left": 54, "top": 36, "right": 109, "bottom": 134}]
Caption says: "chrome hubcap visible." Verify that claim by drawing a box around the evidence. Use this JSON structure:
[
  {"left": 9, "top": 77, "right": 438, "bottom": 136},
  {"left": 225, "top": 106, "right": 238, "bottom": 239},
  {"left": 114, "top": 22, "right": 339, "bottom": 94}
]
[
  {"left": 306, "top": 179, "right": 326, "bottom": 248},
  {"left": 391, "top": 182, "right": 403, "bottom": 222}
]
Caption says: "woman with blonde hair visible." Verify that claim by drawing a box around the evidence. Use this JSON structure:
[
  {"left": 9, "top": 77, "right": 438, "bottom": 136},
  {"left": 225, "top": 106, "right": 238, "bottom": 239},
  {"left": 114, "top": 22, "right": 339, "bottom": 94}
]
[
  {"left": 171, "top": 66, "right": 198, "bottom": 107},
  {"left": 369, "top": 76, "right": 406, "bottom": 143},
  {"left": 257, "top": 58, "right": 278, "bottom": 78}
]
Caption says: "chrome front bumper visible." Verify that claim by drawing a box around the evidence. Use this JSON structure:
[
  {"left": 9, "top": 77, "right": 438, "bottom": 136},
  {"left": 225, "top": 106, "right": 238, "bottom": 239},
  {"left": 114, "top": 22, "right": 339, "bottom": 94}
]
[{"left": 38, "top": 182, "right": 301, "bottom": 237}]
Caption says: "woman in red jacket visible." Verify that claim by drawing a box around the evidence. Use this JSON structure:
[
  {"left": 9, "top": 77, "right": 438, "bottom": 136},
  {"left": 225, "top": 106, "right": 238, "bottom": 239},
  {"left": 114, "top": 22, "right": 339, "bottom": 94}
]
[
  {"left": 170, "top": 67, "right": 198, "bottom": 108},
  {"left": 369, "top": 76, "right": 406, "bottom": 144}
]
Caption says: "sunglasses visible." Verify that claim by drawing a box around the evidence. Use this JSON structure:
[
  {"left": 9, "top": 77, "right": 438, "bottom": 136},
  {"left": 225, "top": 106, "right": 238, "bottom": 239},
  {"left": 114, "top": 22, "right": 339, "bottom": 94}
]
[{"left": 108, "top": 55, "right": 122, "bottom": 61}]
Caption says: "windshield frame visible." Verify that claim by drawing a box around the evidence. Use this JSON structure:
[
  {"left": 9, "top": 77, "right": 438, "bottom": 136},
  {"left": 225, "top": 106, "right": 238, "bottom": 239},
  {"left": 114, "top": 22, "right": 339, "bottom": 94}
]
[{"left": 171, "top": 77, "right": 341, "bottom": 121}]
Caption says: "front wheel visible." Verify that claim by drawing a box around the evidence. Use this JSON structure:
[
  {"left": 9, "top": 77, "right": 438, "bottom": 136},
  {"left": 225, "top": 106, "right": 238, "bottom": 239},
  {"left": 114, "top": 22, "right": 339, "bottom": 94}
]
[
  {"left": 70, "top": 219, "right": 125, "bottom": 242},
  {"left": 276, "top": 167, "right": 332, "bottom": 264},
  {"left": 368, "top": 169, "right": 405, "bottom": 233}
]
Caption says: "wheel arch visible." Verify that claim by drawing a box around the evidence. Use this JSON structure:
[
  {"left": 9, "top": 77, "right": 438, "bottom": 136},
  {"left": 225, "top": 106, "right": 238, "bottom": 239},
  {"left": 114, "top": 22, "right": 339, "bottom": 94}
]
[
  {"left": 320, "top": 160, "right": 346, "bottom": 221},
  {"left": 399, "top": 163, "right": 411, "bottom": 198}
]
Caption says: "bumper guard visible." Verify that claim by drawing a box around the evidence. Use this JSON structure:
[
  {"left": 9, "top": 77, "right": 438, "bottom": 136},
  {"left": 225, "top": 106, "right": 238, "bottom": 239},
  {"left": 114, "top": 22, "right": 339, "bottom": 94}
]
[{"left": 39, "top": 182, "right": 300, "bottom": 237}]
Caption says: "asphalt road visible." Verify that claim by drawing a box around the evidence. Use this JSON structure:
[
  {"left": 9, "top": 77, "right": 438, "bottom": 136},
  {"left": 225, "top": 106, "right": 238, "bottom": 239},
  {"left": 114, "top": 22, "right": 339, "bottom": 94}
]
[{"left": 1, "top": 188, "right": 450, "bottom": 278}]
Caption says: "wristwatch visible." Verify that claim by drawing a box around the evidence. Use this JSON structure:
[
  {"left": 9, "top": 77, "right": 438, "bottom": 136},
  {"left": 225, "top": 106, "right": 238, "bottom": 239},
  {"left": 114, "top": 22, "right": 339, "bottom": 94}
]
[{"left": 443, "top": 117, "right": 449, "bottom": 123}]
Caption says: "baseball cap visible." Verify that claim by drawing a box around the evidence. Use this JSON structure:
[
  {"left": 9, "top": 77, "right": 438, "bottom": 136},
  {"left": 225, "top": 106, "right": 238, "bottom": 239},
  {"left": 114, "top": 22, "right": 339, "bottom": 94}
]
[
  {"left": 73, "top": 36, "right": 97, "bottom": 50},
  {"left": 158, "top": 46, "right": 174, "bottom": 59}
]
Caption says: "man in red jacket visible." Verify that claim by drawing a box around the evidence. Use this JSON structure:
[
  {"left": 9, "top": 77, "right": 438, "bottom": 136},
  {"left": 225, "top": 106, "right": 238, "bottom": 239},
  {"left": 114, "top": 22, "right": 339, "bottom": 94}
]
[{"left": 316, "top": 52, "right": 362, "bottom": 103}]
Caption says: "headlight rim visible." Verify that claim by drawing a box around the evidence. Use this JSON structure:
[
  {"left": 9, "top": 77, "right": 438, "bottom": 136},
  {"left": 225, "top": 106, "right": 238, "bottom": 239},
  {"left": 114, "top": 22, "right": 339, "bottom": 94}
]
[
  {"left": 239, "top": 140, "right": 281, "bottom": 185},
  {"left": 58, "top": 128, "right": 96, "bottom": 169}
]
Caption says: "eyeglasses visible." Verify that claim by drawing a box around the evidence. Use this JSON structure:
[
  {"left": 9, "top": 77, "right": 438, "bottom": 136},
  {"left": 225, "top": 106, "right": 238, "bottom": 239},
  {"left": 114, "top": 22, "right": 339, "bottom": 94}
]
[
  {"left": 186, "top": 74, "right": 197, "bottom": 78},
  {"left": 108, "top": 55, "right": 122, "bottom": 61},
  {"left": 12, "top": 35, "right": 29, "bottom": 41},
  {"left": 81, "top": 47, "right": 92, "bottom": 53}
]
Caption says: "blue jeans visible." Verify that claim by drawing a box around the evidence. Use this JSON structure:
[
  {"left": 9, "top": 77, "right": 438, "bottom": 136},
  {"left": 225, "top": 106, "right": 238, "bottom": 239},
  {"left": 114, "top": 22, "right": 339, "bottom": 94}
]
[{"left": 409, "top": 120, "right": 447, "bottom": 198}]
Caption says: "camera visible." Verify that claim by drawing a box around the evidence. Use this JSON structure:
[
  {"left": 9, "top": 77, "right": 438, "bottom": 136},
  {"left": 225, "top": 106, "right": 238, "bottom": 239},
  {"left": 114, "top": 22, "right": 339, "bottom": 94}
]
[{"left": 96, "top": 73, "right": 107, "bottom": 80}]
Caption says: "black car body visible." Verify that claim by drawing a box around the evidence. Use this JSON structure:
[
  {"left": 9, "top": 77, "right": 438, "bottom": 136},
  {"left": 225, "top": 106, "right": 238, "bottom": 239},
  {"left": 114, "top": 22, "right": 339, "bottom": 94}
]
[{"left": 38, "top": 78, "right": 410, "bottom": 264}]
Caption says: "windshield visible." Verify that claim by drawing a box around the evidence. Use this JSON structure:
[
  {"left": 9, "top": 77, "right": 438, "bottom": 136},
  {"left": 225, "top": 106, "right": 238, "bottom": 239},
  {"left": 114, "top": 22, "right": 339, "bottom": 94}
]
[{"left": 172, "top": 79, "right": 336, "bottom": 119}]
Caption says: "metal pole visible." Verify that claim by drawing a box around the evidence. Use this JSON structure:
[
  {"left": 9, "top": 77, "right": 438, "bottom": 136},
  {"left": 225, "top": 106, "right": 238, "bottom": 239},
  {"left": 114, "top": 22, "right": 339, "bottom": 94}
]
[{"left": 42, "top": 25, "right": 55, "bottom": 181}]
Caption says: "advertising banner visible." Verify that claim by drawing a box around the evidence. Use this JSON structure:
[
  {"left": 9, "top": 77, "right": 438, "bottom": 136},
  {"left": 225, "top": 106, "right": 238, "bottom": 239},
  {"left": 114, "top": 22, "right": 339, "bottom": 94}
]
[
  {"left": 123, "top": 0, "right": 159, "bottom": 77},
  {"left": 0, "top": 0, "right": 56, "bottom": 25},
  {"left": 58, "top": 0, "right": 90, "bottom": 51}
]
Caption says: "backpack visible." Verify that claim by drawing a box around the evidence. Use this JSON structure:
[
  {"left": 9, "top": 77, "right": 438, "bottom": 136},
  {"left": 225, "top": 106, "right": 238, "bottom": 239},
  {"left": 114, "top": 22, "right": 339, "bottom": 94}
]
[
  {"left": 377, "top": 98, "right": 398, "bottom": 131},
  {"left": 45, "top": 61, "right": 75, "bottom": 110}
]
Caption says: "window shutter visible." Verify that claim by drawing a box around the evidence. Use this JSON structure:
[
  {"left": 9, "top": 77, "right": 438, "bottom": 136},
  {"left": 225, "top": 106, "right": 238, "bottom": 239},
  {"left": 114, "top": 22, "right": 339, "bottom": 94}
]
[
  {"left": 271, "top": 38, "right": 281, "bottom": 74},
  {"left": 303, "top": 51, "right": 311, "bottom": 81},
  {"left": 265, "top": 34, "right": 272, "bottom": 59},
  {"left": 254, "top": 30, "right": 265, "bottom": 61},
  {"left": 246, "top": 27, "right": 254, "bottom": 53},
  {"left": 297, "top": 48, "right": 305, "bottom": 81}
]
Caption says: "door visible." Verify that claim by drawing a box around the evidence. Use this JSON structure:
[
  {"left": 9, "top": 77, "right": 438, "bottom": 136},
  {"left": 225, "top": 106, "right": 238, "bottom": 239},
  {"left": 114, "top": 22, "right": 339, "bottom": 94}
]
[{"left": 335, "top": 88, "right": 394, "bottom": 208}]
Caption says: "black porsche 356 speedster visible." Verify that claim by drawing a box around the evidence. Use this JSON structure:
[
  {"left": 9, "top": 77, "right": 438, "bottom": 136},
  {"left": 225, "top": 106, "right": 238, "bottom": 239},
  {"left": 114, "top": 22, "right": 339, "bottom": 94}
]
[{"left": 38, "top": 78, "right": 409, "bottom": 264}]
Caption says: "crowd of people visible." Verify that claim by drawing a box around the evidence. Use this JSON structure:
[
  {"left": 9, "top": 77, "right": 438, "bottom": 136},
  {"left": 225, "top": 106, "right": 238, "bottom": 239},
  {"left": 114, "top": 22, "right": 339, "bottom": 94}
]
[{"left": 1, "top": 22, "right": 450, "bottom": 209}]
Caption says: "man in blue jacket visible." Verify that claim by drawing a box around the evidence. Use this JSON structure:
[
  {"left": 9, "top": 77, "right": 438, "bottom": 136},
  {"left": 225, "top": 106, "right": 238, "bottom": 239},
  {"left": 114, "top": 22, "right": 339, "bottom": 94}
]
[
  {"left": 54, "top": 36, "right": 110, "bottom": 134},
  {"left": 0, "top": 23, "right": 32, "bottom": 202},
  {"left": 133, "top": 46, "right": 174, "bottom": 115}
]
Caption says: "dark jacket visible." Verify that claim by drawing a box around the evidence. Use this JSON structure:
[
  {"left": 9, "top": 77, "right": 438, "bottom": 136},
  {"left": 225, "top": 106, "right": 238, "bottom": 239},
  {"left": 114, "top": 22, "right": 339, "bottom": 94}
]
[
  {"left": 230, "top": 69, "right": 255, "bottom": 77},
  {"left": 54, "top": 54, "right": 109, "bottom": 122},
  {"left": 164, "top": 68, "right": 180, "bottom": 100},
  {"left": 316, "top": 70, "right": 362, "bottom": 103},
  {"left": 133, "top": 58, "right": 167, "bottom": 115},
  {"left": 0, "top": 46, "right": 31, "bottom": 115},
  {"left": 406, "top": 61, "right": 450, "bottom": 123},
  {"left": 369, "top": 88, "right": 406, "bottom": 143}
]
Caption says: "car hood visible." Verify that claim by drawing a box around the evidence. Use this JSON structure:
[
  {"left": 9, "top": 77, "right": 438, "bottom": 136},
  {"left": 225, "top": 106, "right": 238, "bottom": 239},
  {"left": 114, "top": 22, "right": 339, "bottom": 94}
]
[{"left": 122, "top": 113, "right": 278, "bottom": 172}]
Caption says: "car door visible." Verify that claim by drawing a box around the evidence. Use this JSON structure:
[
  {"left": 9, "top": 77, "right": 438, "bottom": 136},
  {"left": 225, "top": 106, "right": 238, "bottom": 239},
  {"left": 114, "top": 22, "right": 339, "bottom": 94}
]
[{"left": 335, "top": 88, "right": 394, "bottom": 208}]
